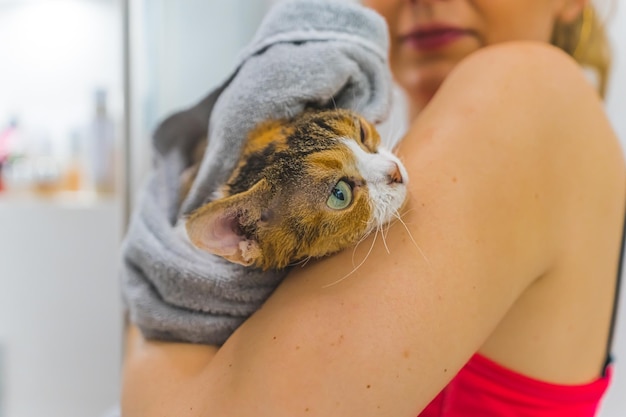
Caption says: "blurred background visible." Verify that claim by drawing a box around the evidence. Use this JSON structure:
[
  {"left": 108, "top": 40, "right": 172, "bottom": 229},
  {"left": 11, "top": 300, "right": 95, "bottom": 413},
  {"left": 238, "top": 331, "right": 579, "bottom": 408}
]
[{"left": 0, "top": 1, "right": 624, "bottom": 416}]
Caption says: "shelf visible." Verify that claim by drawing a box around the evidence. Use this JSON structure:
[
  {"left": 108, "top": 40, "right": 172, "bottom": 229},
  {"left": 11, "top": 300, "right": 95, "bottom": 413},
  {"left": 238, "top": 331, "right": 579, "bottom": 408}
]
[{"left": 0, "top": 190, "right": 120, "bottom": 210}]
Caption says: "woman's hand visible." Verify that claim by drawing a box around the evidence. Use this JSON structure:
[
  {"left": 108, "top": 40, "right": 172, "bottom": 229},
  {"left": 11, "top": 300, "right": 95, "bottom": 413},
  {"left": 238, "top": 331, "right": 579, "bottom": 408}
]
[{"left": 121, "top": 325, "right": 219, "bottom": 416}]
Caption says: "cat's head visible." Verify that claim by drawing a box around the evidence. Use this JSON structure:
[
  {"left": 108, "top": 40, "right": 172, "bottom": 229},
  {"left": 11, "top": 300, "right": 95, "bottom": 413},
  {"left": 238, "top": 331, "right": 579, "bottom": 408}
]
[{"left": 185, "top": 109, "right": 408, "bottom": 270}]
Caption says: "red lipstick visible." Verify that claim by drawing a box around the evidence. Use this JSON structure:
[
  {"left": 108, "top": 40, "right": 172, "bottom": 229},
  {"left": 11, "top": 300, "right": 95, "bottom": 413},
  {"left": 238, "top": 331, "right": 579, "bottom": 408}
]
[{"left": 401, "top": 25, "right": 469, "bottom": 52}]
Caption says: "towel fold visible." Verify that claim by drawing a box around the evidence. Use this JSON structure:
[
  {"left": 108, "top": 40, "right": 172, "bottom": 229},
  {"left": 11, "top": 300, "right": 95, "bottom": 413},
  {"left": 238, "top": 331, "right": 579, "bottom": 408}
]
[{"left": 121, "top": 0, "right": 393, "bottom": 345}]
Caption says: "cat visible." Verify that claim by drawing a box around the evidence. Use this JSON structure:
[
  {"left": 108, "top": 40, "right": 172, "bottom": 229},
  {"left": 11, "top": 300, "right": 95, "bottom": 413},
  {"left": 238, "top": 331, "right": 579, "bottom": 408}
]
[{"left": 183, "top": 108, "right": 408, "bottom": 271}]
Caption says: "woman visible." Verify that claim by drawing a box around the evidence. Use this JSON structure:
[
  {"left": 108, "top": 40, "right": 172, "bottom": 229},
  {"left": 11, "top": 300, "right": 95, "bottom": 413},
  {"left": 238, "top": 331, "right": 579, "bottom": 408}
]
[{"left": 121, "top": 0, "right": 625, "bottom": 416}]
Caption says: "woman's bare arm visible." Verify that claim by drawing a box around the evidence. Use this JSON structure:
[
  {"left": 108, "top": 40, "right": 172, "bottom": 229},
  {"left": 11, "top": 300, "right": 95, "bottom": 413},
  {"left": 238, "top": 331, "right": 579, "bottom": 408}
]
[{"left": 121, "top": 42, "right": 624, "bottom": 417}]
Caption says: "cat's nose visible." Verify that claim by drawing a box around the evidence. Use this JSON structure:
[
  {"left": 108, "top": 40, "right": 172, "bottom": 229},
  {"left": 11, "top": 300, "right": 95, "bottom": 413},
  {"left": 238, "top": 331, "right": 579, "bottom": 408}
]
[{"left": 387, "top": 162, "right": 403, "bottom": 184}]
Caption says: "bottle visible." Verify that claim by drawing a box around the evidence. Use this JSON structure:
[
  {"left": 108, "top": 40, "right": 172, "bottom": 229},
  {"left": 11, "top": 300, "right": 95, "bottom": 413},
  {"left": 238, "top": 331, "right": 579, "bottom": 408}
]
[
  {"left": 62, "top": 131, "right": 85, "bottom": 192},
  {"left": 88, "top": 89, "right": 116, "bottom": 195},
  {"left": 31, "top": 136, "right": 62, "bottom": 196}
]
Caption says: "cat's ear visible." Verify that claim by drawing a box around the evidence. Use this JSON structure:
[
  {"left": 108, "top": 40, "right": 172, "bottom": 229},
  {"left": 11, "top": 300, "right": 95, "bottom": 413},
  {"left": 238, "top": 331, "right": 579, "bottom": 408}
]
[{"left": 185, "top": 179, "right": 270, "bottom": 267}]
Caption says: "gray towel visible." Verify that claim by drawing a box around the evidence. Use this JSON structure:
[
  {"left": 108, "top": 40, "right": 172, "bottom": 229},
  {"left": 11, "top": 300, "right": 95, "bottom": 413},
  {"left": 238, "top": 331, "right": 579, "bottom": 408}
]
[{"left": 121, "top": 0, "right": 393, "bottom": 345}]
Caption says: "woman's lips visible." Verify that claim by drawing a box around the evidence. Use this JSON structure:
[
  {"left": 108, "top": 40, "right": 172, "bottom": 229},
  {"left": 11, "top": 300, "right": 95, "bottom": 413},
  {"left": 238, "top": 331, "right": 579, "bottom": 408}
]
[{"left": 401, "top": 27, "right": 470, "bottom": 52}]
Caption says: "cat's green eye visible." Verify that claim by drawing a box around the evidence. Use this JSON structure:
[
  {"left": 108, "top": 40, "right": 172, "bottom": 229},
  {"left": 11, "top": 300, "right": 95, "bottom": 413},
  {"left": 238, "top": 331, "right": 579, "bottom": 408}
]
[{"left": 327, "top": 180, "right": 353, "bottom": 210}]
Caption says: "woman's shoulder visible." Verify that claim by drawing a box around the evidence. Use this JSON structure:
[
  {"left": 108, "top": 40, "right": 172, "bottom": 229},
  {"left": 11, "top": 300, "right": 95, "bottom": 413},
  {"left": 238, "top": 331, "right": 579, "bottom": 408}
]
[
  {"left": 464, "top": 40, "right": 576, "bottom": 64},
  {"left": 433, "top": 41, "right": 608, "bottom": 134},
  {"left": 416, "top": 40, "right": 624, "bottom": 190},
  {"left": 406, "top": 38, "right": 624, "bottom": 264},
  {"left": 451, "top": 41, "right": 589, "bottom": 89},
  {"left": 406, "top": 40, "right": 625, "bottom": 384}
]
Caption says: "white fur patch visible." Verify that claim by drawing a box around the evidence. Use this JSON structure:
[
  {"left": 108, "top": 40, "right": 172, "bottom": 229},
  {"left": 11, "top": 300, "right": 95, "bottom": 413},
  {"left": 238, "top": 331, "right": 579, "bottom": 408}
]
[{"left": 341, "top": 139, "right": 408, "bottom": 230}]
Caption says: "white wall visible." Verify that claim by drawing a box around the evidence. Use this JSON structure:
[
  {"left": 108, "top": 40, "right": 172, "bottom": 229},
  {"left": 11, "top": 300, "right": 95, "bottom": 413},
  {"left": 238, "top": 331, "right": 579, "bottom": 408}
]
[
  {"left": 0, "top": 0, "right": 123, "bottom": 158},
  {"left": 605, "top": 2, "right": 626, "bottom": 142},
  {"left": 127, "top": 0, "right": 269, "bottom": 204},
  {"left": 0, "top": 198, "right": 123, "bottom": 417},
  {"left": 0, "top": 1, "right": 125, "bottom": 417},
  {"left": 597, "top": 2, "right": 626, "bottom": 415}
]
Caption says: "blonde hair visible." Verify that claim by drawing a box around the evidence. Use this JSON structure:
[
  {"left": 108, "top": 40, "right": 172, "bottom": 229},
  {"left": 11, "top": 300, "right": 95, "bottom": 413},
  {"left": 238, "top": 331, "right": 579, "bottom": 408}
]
[{"left": 551, "top": 4, "right": 612, "bottom": 98}]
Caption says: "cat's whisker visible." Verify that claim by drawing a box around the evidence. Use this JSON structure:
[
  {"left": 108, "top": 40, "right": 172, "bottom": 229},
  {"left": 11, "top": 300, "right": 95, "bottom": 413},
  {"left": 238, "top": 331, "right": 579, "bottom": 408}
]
[
  {"left": 393, "top": 211, "right": 432, "bottom": 270},
  {"left": 290, "top": 256, "right": 313, "bottom": 268},
  {"left": 379, "top": 223, "right": 391, "bottom": 254},
  {"left": 351, "top": 226, "right": 375, "bottom": 266},
  {"left": 288, "top": 258, "right": 306, "bottom": 268},
  {"left": 398, "top": 205, "right": 417, "bottom": 218},
  {"left": 352, "top": 90, "right": 366, "bottom": 115},
  {"left": 322, "top": 229, "right": 378, "bottom": 289},
  {"left": 383, "top": 218, "right": 393, "bottom": 246}
]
